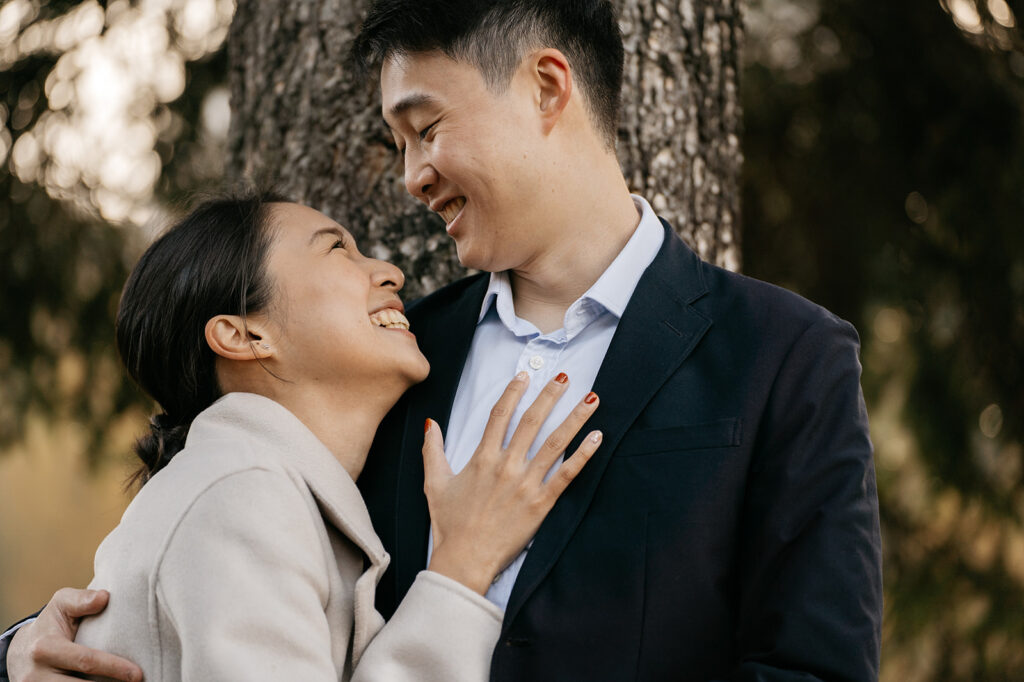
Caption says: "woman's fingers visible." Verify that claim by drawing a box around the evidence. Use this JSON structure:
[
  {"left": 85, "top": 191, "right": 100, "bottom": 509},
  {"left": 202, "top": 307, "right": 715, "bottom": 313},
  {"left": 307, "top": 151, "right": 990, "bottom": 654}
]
[
  {"left": 544, "top": 430, "right": 603, "bottom": 499},
  {"left": 506, "top": 372, "right": 571, "bottom": 455},
  {"left": 421, "top": 418, "right": 455, "bottom": 545},
  {"left": 425, "top": 374, "right": 602, "bottom": 595},
  {"left": 531, "top": 391, "right": 600, "bottom": 473},
  {"left": 477, "top": 372, "right": 530, "bottom": 452},
  {"left": 422, "top": 418, "right": 452, "bottom": 490}
]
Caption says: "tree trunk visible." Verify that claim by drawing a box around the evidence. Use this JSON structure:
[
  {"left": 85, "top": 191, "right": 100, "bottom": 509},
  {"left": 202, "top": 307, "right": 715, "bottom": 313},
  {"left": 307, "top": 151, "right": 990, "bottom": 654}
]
[
  {"left": 226, "top": 0, "right": 742, "bottom": 298},
  {"left": 615, "top": 0, "right": 742, "bottom": 272}
]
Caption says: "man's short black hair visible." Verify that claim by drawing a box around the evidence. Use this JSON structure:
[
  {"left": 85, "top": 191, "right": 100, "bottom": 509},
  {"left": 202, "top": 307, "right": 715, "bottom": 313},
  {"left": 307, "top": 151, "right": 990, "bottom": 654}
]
[{"left": 351, "top": 0, "right": 624, "bottom": 148}]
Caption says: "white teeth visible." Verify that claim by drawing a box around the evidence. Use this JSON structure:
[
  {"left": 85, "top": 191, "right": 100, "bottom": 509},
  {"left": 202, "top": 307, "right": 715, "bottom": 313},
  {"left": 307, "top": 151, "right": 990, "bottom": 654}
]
[
  {"left": 368, "top": 308, "right": 410, "bottom": 330},
  {"left": 438, "top": 197, "right": 466, "bottom": 224}
]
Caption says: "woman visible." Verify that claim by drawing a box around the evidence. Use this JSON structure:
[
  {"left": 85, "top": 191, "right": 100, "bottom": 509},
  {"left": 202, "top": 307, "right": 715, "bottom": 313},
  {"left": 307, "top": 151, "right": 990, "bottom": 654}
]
[{"left": 69, "top": 192, "right": 603, "bottom": 680}]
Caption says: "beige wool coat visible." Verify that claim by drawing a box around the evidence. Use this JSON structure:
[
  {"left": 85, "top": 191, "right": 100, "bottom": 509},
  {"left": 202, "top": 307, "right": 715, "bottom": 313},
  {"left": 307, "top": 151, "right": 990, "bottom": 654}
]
[{"left": 75, "top": 392, "right": 503, "bottom": 681}]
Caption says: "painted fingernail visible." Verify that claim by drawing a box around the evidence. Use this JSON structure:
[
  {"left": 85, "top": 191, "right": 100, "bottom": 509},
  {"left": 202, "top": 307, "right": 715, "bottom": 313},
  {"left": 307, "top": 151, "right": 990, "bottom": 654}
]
[
  {"left": 590, "top": 431, "right": 603, "bottom": 443},
  {"left": 555, "top": 372, "right": 569, "bottom": 384},
  {"left": 515, "top": 371, "right": 529, "bottom": 382},
  {"left": 424, "top": 418, "right": 432, "bottom": 434},
  {"left": 584, "top": 392, "right": 598, "bottom": 404}
]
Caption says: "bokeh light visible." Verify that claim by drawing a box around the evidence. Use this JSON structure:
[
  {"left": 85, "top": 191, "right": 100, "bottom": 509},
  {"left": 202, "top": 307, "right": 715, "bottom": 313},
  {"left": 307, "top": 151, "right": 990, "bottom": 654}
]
[{"left": 5, "top": 0, "right": 233, "bottom": 225}]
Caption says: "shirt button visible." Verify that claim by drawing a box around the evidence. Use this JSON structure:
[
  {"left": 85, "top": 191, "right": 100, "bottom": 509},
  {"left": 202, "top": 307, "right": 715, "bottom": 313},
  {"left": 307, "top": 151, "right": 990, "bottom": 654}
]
[{"left": 529, "top": 355, "right": 544, "bottom": 370}]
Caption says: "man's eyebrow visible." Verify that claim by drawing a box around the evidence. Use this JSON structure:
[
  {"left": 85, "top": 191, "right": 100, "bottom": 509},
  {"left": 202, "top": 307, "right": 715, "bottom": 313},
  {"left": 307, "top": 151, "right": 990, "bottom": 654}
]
[
  {"left": 309, "top": 226, "right": 346, "bottom": 246},
  {"left": 385, "top": 93, "right": 439, "bottom": 122}
]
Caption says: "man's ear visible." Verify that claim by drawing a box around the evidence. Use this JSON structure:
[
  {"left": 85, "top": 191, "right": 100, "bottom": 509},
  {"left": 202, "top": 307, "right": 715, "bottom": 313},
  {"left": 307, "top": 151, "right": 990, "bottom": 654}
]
[
  {"left": 205, "top": 315, "right": 273, "bottom": 361},
  {"left": 531, "top": 48, "right": 573, "bottom": 134}
]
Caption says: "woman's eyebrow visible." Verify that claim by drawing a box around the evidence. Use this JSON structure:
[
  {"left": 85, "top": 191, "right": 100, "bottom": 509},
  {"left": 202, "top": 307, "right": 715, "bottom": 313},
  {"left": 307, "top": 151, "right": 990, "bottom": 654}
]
[{"left": 309, "top": 226, "right": 346, "bottom": 246}]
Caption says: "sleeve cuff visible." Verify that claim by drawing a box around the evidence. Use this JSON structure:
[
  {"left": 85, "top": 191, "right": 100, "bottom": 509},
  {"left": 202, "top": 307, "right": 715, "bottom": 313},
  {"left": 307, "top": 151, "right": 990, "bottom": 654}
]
[
  {"left": 1, "top": 618, "right": 36, "bottom": 682},
  {"left": 0, "top": 618, "right": 33, "bottom": 643},
  {"left": 416, "top": 570, "right": 505, "bottom": 622}
]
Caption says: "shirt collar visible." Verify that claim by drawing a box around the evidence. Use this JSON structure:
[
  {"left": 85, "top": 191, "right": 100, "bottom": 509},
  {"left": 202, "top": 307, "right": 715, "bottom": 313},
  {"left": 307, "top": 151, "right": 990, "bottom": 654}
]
[
  {"left": 479, "top": 270, "right": 524, "bottom": 332},
  {"left": 478, "top": 194, "right": 665, "bottom": 330}
]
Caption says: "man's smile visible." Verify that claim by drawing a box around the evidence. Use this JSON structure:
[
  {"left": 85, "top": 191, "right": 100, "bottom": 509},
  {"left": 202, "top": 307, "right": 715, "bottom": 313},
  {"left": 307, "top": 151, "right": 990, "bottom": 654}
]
[{"left": 436, "top": 196, "right": 466, "bottom": 227}]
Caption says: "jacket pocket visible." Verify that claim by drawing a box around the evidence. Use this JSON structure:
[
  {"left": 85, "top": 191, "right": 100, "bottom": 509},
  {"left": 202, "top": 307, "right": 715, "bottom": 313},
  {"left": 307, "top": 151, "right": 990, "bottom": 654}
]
[{"left": 614, "top": 418, "right": 741, "bottom": 457}]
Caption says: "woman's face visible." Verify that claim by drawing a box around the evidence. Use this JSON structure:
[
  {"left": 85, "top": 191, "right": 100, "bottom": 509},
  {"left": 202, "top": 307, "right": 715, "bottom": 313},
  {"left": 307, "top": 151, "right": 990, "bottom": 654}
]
[{"left": 259, "top": 202, "right": 429, "bottom": 394}]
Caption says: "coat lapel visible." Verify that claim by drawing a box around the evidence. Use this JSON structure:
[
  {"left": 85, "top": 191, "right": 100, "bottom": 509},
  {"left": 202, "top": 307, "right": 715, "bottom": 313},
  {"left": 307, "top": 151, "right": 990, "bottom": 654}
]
[
  {"left": 502, "top": 224, "right": 713, "bottom": 630},
  {"left": 391, "top": 275, "right": 491, "bottom": 601},
  {"left": 295, "top": 447, "right": 390, "bottom": 667},
  {"left": 195, "top": 392, "right": 392, "bottom": 665}
]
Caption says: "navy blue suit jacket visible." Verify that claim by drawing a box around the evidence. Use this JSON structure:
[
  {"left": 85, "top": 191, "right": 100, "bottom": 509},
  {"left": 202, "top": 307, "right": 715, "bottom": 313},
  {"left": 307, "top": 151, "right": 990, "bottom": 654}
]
[{"left": 358, "top": 221, "right": 883, "bottom": 681}]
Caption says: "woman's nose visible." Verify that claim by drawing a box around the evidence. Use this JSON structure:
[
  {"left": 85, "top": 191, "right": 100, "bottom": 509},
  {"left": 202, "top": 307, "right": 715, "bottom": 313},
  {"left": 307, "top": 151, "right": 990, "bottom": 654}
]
[{"left": 371, "top": 258, "right": 406, "bottom": 292}]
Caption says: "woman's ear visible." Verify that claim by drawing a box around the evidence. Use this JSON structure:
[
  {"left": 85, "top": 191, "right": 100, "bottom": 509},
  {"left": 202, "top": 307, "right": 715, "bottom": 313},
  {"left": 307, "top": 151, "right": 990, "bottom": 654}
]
[
  {"left": 205, "top": 315, "right": 273, "bottom": 361},
  {"left": 531, "top": 48, "right": 573, "bottom": 134}
]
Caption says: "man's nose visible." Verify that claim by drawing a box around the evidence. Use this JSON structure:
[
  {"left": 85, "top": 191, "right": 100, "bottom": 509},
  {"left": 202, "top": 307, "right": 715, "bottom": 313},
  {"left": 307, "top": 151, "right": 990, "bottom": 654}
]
[{"left": 403, "top": 150, "right": 437, "bottom": 202}]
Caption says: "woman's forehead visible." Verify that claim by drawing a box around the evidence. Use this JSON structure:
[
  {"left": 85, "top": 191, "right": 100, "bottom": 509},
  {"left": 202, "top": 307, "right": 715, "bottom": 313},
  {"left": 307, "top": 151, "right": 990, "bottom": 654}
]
[{"left": 267, "top": 203, "right": 351, "bottom": 249}]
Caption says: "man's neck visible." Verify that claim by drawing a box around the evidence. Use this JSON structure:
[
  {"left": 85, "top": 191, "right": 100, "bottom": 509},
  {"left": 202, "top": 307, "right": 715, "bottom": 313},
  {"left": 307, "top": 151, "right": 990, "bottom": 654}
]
[{"left": 509, "top": 184, "right": 640, "bottom": 334}]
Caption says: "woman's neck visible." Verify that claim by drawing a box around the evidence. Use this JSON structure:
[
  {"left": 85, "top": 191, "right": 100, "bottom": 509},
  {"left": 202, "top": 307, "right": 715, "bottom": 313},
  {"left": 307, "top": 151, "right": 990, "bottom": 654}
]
[
  {"left": 277, "top": 390, "right": 389, "bottom": 480},
  {"left": 232, "top": 377, "right": 400, "bottom": 480}
]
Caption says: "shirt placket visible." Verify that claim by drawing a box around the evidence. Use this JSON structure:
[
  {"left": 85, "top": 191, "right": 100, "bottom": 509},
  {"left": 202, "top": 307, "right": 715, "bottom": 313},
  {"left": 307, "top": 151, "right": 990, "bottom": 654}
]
[{"left": 507, "top": 336, "right": 564, "bottom": 447}]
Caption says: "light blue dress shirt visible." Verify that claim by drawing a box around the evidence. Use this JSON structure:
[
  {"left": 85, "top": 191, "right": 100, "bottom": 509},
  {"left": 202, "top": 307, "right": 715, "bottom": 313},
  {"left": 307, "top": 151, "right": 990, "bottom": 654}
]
[{"left": 427, "top": 195, "right": 666, "bottom": 609}]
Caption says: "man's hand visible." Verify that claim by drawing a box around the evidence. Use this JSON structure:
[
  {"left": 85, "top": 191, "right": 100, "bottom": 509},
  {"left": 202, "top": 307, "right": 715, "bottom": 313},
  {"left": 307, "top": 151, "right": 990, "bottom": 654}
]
[{"left": 8, "top": 588, "right": 143, "bottom": 682}]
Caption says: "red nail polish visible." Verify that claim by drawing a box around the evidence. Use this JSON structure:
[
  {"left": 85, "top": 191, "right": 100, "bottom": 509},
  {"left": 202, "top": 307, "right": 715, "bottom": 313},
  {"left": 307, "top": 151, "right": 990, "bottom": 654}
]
[
  {"left": 555, "top": 372, "right": 569, "bottom": 384},
  {"left": 424, "top": 418, "right": 431, "bottom": 434},
  {"left": 585, "top": 392, "right": 598, "bottom": 404}
]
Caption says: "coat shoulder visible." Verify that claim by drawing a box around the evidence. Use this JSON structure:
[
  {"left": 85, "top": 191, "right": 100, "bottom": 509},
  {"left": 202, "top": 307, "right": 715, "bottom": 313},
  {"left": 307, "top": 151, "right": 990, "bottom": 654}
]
[{"left": 696, "top": 259, "right": 857, "bottom": 342}]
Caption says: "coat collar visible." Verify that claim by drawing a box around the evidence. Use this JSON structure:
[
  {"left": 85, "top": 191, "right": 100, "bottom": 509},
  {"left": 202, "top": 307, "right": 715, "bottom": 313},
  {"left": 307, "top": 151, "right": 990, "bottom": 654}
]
[
  {"left": 188, "top": 392, "right": 393, "bottom": 663},
  {"left": 187, "top": 392, "right": 389, "bottom": 568}
]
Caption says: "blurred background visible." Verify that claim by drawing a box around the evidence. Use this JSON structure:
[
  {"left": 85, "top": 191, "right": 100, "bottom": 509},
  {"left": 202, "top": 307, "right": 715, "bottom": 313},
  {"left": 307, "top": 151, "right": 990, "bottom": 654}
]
[{"left": 1, "top": 0, "right": 1022, "bottom": 678}]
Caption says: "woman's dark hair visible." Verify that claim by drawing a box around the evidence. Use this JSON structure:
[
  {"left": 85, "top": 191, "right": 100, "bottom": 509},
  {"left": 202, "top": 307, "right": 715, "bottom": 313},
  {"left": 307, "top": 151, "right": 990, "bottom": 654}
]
[{"left": 118, "top": 190, "right": 288, "bottom": 487}]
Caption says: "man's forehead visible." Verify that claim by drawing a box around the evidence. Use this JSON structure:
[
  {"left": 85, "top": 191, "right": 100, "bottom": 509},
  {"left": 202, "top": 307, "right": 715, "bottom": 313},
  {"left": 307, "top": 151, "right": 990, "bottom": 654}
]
[
  {"left": 379, "top": 51, "right": 494, "bottom": 124},
  {"left": 380, "top": 50, "right": 479, "bottom": 95},
  {"left": 380, "top": 55, "right": 455, "bottom": 123},
  {"left": 380, "top": 55, "right": 427, "bottom": 110}
]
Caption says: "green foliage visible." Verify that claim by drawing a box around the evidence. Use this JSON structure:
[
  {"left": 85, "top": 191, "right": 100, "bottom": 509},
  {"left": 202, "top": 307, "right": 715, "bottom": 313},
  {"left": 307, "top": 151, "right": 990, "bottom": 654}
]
[
  {"left": 1, "top": 1, "right": 228, "bottom": 464},
  {"left": 0, "top": 174, "right": 136, "bottom": 455},
  {"left": 743, "top": 0, "right": 1024, "bottom": 677}
]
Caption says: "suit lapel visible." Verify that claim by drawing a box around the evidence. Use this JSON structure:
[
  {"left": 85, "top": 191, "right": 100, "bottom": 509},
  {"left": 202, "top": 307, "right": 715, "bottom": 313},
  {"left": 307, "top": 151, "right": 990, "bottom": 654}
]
[
  {"left": 392, "top": 275, "right": 490, "bottom": 600},
  {"left": 503, "top": 225, "right": 712, "bottom": 630}
]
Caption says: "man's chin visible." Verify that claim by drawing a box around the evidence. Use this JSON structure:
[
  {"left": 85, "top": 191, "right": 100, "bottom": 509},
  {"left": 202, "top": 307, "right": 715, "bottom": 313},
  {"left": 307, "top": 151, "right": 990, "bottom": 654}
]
[{"left": 453, "top": 242, "right": 495, "bottom": 273}]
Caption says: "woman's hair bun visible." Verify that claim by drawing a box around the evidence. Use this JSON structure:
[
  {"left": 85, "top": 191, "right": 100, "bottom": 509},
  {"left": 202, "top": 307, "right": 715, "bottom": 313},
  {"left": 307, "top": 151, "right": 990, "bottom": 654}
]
[{"left": 131, "top": 413, "right": 189, "bottom": 486}]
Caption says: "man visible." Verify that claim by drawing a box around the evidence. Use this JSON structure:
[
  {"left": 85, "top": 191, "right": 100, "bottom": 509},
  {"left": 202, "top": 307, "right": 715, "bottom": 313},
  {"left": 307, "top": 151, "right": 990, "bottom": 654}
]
[{"left": 2, "top": 1, "right": 883, "bottom": 679}]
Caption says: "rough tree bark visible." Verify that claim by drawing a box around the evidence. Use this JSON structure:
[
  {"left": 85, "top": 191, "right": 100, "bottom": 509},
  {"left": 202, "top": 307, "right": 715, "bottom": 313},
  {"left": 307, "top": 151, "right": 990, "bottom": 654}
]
[{"left": 226, "top": 0, "right": 742, "bottom": 298}]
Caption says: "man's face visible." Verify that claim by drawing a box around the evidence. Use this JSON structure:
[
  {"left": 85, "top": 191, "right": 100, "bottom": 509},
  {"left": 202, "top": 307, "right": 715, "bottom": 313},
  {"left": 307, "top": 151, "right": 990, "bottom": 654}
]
[{"left": 381, "top": 51, "right": 553, "bottom": 273}]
